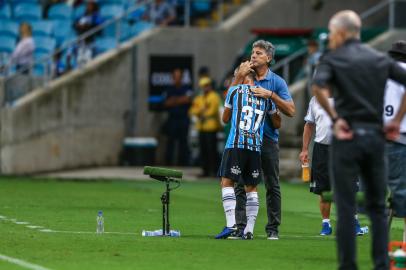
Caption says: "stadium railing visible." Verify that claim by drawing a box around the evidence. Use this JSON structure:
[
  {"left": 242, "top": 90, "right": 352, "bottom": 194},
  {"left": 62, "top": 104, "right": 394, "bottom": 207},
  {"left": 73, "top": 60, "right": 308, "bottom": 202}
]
[{"left": 269, "top": 0, "right": 406, "bottom": 85}]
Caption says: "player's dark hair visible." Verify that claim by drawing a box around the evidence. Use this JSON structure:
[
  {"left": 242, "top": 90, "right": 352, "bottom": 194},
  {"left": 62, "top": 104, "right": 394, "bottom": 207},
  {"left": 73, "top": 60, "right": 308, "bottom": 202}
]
[{"left": 246, "top": 71, "right": 256, "bottom": 81}]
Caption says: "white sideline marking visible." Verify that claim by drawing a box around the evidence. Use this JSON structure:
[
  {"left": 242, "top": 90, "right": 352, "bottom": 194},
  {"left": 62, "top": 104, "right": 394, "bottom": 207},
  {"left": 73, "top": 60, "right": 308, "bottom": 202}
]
[
  {"left": 26, "top": 226, "right": 43, "bottom": 229},
  {"left": 1, "top": 213, "right": 135, "bottom": 236},
  {"left": 258, "top": 234, "right": 327, "bottom": 239},
  {"left": 39, "top": 229, "right": 53, "bottom": 233},
  {"left": 39, "top": 229, "right": 135, "bottom": 235},
  {"left": 0, "top": 253, "right": 52, "bottom": 270}
]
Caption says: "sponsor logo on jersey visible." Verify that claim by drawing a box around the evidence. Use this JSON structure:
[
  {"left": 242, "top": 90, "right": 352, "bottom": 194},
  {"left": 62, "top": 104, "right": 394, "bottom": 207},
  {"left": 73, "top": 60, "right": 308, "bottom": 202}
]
[{"left": 231, "top": 166, "right": 242, "bottom": 175}]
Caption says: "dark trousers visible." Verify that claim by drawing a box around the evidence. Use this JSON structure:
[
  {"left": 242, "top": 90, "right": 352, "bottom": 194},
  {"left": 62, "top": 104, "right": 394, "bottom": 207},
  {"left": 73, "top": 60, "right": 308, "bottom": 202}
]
[
  {"left": 199, "top": 131, "right": 219, "bottom": 176},
  {"left": 165, "top": 118, "right": 190, "bottom": 166},
  {"left": 331, "top": 131, "right": 389, "bottom": 270},
  {"left": 235, "top": 139, "right": 281, "bottom": 234}
]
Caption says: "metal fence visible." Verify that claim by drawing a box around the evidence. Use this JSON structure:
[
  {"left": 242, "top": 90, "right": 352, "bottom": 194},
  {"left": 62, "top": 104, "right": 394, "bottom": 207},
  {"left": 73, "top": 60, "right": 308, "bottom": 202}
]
[{"left": 270, "top": 0, "right": 406, "bottom": 85}]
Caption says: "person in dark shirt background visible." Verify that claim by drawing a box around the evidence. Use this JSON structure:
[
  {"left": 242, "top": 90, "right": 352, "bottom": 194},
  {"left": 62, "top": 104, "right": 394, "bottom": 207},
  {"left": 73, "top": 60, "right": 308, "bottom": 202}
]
[
  {"left": 163, "top": 68, "right": 193, "bottom": 166},
  {"left": 313, "top": 10, "right": 406, "bottom": 270},
  {"left": 74, "top": 1, "right": 103, "bottom": 42}
]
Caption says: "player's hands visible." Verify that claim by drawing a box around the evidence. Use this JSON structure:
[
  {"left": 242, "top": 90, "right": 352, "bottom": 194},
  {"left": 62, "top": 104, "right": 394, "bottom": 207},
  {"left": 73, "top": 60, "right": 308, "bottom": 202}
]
[
  {"left": 251, "top": 87, "right": 273, "bottom": 99},
  {"left": 299, "top": 150, "right": 309, "bottom": 164},
  {"left": 333, "top": 118, "right": 353, "bottom": 140},
  {"left": 384, "top": 120, "right": 400, "bottom": 141}
]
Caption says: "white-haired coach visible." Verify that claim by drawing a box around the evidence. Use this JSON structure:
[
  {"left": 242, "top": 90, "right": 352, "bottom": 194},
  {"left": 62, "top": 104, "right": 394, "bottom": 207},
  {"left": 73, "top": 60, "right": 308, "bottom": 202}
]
[{"left": 312, "top": 10, "right": 406, "bottom": 270}]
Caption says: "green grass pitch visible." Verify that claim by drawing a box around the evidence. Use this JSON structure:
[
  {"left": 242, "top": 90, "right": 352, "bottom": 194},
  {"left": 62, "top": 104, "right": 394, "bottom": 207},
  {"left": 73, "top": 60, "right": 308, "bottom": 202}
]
[{"left": 0, "top": 177, "right": 403, "bottom": 270}]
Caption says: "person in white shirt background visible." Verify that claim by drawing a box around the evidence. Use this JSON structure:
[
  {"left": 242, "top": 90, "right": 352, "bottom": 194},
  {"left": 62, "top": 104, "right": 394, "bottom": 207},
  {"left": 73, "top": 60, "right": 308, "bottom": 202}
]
[
  {"left": 10, "top": 23, "right": 35, "bottom": 74},
  {"left": 384, "top": 40, "right": 406, "bottom": 242},
  {"left": 299, "top": 94, "right": 366, "bottom": 236}
]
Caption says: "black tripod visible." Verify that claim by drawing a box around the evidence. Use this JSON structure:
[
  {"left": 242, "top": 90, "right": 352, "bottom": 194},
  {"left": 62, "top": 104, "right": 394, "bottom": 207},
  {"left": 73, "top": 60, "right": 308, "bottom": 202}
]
[{"left": 150, "top": 175, "right": 180, "bottom": 236}]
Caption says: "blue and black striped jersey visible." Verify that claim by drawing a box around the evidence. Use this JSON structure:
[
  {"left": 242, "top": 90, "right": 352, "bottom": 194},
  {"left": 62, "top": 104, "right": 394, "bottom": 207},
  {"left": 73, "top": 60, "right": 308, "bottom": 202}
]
[{"left": 224, "top": 84, "right": 272, "bottom": 152}]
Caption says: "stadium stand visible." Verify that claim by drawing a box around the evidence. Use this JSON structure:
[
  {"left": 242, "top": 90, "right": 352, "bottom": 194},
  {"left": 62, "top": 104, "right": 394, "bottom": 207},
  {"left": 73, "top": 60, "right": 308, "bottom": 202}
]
[
  {"left": 100, "top": 4, "right": 124, "bottom": 20},
  {"left": 1, "top": 0, "right": 247, "bottom": 96},
  {"left": 94, "top": 36, "right": 118, "bottom": 54},
  {"left": 31, "top": 20, "right": 54, "bottom": 37},
  {"left": 13, "top": 3, "right": 42, "bottom": 21},
  {"left": 0, "top": 20, "right": 19, "bottom": 38},
  {"left": 47, "top": 3, "right": 73, "bottom": 20},
  {"left": 0, "top": 4, "right": 11, "bottom": 19},
  {"left": 0, "top": 35, "right": 16, "bottom": 54}
]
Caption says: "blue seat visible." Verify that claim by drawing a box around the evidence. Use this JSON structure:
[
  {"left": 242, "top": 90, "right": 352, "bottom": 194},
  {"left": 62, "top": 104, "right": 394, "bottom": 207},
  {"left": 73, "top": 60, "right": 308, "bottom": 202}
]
[
  {"left": 94, "top": 37, "right": 117, "bottom": 54},
  {"left": 33, "top": 51, "right": 52, "bottom": 76},
  {"left": 0, "top": 4, "right": 11, "bottom": 19},
  {"left": 0, "top": 20, "right": 19, "bottom": 38},
  {"left": 51, "top": 19, "right": 74, "bottom": 46},
  {"left": 47, "top": 3, "right": 72, "bottom": 20},
  {"left": 34, "top": 36, "right": 56, "bottom": 53},
  {"left": 192, "top": 1, "right": 211, "bottom": 13},
  {"left": 31, "top": 20, "right": 54, "bottom": 37},
  {"left": 0, "top": 36, "right": 16, "bottom": 53},
  {"left": 127, "top": 5, "right": 146, "bottom": 22},
  {"left": 99, "top": 0, "right": 126, "bottom": 5},
  {"left": 13, "top": 3, "right": 42, "bottom": 21},
  {"left": 9, "top": 0, "right": 39, "bottom": 3},
  {"left": 73, "top": 4, "right": 85, "bottom": 20},
  {"left": 100, "top": 4, "right": 124, "bottom": 20},
  {"left": 129, "top": 21, "right": 153, "bottom": 37},
  {"left": 102, "top": 20, "right": 130, "bottom": 41}
]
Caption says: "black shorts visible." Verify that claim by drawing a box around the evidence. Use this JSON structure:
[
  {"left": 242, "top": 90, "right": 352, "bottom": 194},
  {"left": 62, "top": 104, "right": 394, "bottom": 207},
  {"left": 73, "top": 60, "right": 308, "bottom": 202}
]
[
  {"left": 310, "top": 142, "right": 331, "bottom": 195},
  {"left": 310, "top": 142, "right": 360, "bottom": 195},
  {"left": 217, "top": 148, "right": 262, "bottom": 186}
]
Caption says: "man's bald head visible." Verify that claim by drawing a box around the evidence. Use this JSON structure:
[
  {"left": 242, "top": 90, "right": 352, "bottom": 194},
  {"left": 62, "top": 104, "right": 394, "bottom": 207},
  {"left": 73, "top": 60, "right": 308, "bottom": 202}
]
[
  {"left": 329, "top": 10, "right": 361, "bottom": 39},
  {"left": 328, "top": 10, "right": 362, "bottom": 50}
]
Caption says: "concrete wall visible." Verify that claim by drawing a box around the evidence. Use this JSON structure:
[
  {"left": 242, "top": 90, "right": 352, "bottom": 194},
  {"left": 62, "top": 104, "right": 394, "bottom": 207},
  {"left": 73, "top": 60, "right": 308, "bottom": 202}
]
[
  {"left": 0, "top": 45, "right": 136, "bottom": 174},
  {"left": 0, "top": 0, "right": 395, "bottom": 174}
]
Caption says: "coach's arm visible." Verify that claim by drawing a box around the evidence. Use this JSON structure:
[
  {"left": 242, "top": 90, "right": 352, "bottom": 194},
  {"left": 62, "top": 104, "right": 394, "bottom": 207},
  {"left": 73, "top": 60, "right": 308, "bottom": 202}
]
[{"left": 251, "top": 87, "right": 295, "bottom": 117}]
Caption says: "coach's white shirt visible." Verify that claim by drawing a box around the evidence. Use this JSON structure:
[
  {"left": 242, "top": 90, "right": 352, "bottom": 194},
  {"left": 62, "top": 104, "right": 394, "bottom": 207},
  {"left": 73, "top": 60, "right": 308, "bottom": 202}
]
[
  {"left": 304, "top": 96, "right": 334, "bottom": 145},
  {"left": 384, "top": 62, "right": 406, "bottom": 144}
]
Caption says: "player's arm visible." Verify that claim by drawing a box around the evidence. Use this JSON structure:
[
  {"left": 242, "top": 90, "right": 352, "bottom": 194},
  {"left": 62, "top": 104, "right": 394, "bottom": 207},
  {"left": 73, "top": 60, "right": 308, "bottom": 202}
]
[
  {"left": 222, "top": 86, "right": 235, "bottom": 123},
  {"left": 222, "top": 107, "right": 232, "bottom": 123},
  {"left": 299, "top": 122, "right": 315, "bottom": 164},
  {"left": 385, "top": 61, "right": 406, "bottom": 140}
]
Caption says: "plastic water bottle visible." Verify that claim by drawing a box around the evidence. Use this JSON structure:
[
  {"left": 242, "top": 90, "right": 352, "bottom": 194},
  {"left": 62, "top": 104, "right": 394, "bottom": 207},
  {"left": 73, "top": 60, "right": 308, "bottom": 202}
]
[
  {"left": 142, "top": 229, "right": 181, "bottom": 237},
  {"left": 96, "top": 211, "right": 104, "bottom": 234},
  {"left": 142, "top": 230, "right": 159, "bottom": 236},
  {"left": 393, "top": 249, "right": 406, "bottom": 269},
  {"left": 169, "top": 230, "right": 181, "bottom": 237}
]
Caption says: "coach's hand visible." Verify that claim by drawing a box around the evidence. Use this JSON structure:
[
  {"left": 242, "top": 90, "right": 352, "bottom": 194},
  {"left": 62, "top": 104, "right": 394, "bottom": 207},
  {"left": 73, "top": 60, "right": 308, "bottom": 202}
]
[
  {"left": 251, "top": 87, "right": 273, "bottom": 99},
  {"left": 384, "top": 120, "right": 400, "bottom": 141},
  {"left": 334, "top": 118, "right": 353, "bottom": 140}
]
